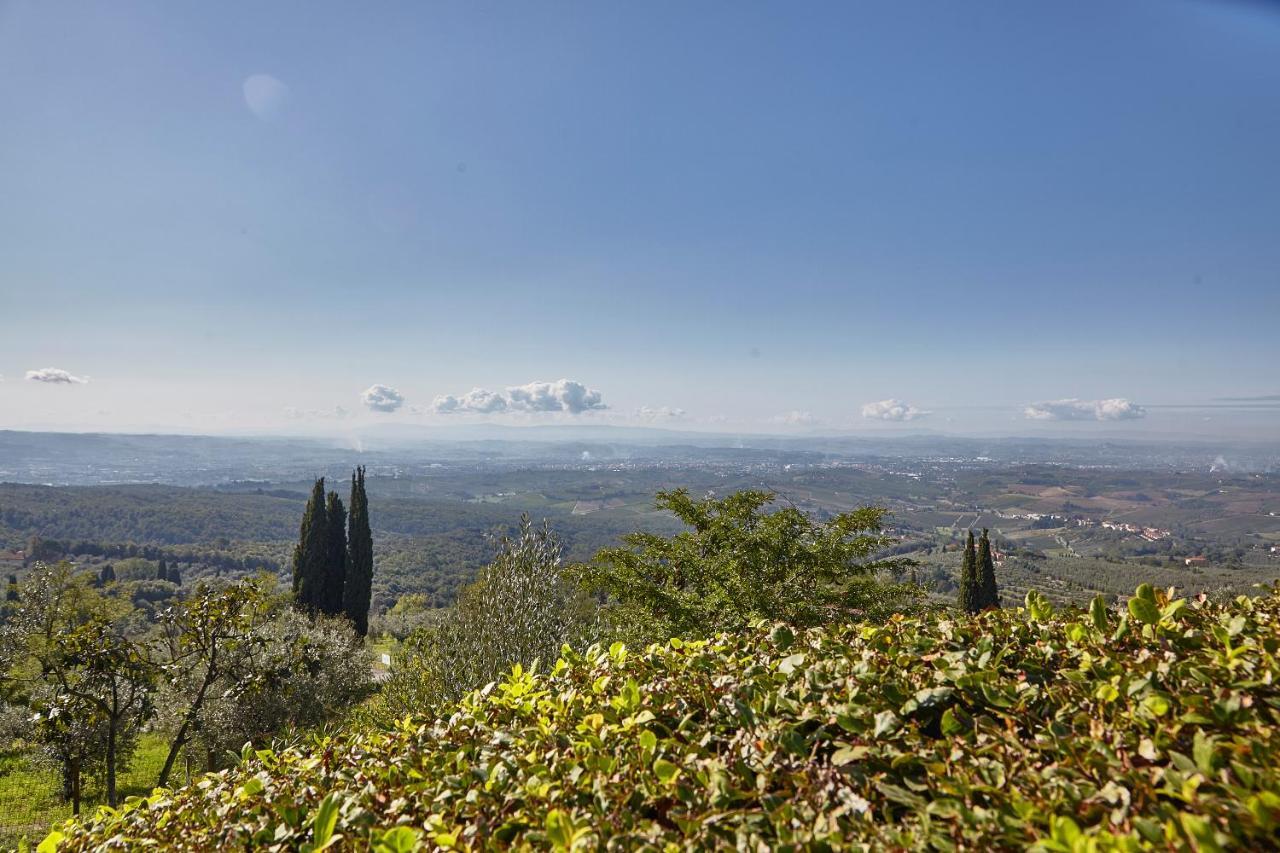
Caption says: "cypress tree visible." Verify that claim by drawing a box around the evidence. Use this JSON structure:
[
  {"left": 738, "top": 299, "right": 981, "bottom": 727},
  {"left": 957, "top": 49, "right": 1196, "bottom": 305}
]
[
  {"left": 167, "top": 564, "right": 182, "bottom": 586},
  {"left": 323, "top": 491, "right": 348, "bottom": 616},
  {"left": 157, "top": 558, "right": 168, "bottom": 581},
  {"left": 7, "top": 573, "right": 20, "bottom": 601},
  {"left": 977, "top": 528, "right": 1000, "bottom": 609},
  {"left": 292, "top": 477, "right": 329, "bottom": 614},
  {"left": 343, "top": 466, "right": 374, "bottom": 636},
  {"left": 99, "top": 564, "right": 116, "bottom": 586},
  {"left": 958, "top": 529, "right": 980, "bottom": 614}
]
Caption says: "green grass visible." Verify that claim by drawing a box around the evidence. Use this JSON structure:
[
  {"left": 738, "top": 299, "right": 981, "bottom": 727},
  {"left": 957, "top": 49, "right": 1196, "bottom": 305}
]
[{"left": 0, "top": 733, "right": 172, "bottom": 850}]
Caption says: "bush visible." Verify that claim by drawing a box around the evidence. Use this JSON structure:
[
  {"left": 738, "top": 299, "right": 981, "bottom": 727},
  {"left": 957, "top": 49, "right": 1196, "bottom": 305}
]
[
  {"left": 51, "top": 583, "right": 1280, "bottom": 850},
  {"left": 360, "top": 515, "right": 597, "bottom": 725},
  {"left": 579, "top": 488, "right": 914, "bottom": 643}
]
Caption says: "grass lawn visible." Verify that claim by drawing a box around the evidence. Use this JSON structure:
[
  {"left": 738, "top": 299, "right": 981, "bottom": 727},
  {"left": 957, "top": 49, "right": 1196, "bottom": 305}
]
[{"left": 0, "top": 732, "right": 173, "bottom": 850}]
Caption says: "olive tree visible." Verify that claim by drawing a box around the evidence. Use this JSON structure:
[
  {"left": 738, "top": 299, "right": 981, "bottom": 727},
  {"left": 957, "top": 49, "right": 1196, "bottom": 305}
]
[{"left": 368, "top": 515, "right": 595, "bottom": 724}]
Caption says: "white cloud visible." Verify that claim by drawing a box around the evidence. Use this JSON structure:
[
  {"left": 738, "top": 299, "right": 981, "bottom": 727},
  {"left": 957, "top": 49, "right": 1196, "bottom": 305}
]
[
  {"left": 433, "top": 387, "right": 509, "bottom": 415},
  {"left": 635, "top": 405, "right": 687, "bottom": 421},
  {"left": 433, "top": 379, "right": 606, "bottom": 415},
  {"left": 771, "top": 410, "right": 820, "bottom": 426},
  {"left": 1023, "top": 398, "right": 1146, "bottom": 421},
  {"left": 26, "top": 367, "right": 88, "bottom": 384},
  {"left": 361, "top": 384, "right": 405, "bottom": 413},
  {"left": 507, "top": 379, "right": 605, "bottom": 413},
  {"left": 861, "top": 399, "right": 930, "bottom": 422}
]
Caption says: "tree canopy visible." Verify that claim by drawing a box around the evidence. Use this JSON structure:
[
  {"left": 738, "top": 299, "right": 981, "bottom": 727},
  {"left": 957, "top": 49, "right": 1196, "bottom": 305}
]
[{"left": 578, "top": 488, "right": 915, "bottom": 641}]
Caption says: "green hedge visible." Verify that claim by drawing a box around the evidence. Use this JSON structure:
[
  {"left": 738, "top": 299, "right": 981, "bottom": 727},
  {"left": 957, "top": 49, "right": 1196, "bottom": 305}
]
[{"left": 49, "top": 584, "right": 1280, "bottom": 850}]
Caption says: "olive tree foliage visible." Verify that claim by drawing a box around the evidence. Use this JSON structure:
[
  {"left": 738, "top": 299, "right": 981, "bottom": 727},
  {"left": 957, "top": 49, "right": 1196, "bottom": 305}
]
[
  {"left": 154, "top": 577, "right": 275, "bottom": 787},
  {"left": 190, "top": 607, "right": 373, "bottom": 762},
  {"left": 33, "top": 620, "right": 154, "bottom": 808},
  {"left": 154, "top": 576, "right": 374, "bottom": 785},
  {"left": 577, "top": 489, "right": 921, "bottom": 643},
  {"left": 2, "top": 562, "right": 149, "bottom": 811},
  {"left": 367, "top": 515, "right": 596, "bottom": 725}
]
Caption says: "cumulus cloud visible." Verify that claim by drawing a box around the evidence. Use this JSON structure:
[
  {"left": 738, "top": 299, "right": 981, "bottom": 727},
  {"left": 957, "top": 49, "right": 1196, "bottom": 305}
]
[
  {"left": 635, "top": 406, "right": 687, "bottom": 422},
  {"left": 771, "top": 410, "right": 820, "bottom": 426},
  {"left": 433, "top": 387, "right": 509, "bottom": 415},
  {"left": 361, "top": 384, "right": 405, "bottom": 413},
  {"left": 861, "top": 399, "right": 930, "bottom": 422},
  {"left": 26, "top": 367, "right": 88, "bottom": 384},
  {"left": 1023, "top": 398, "right": 1146, "bottom": 421},
  {"left": 432, "top": 379, "right": 606, "bottom": 415}
]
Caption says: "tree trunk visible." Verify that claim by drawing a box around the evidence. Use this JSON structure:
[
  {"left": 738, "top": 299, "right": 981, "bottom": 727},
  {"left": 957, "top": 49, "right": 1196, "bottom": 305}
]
[
  {"left": 70, "top": 757, "right": 81, "bottom": 815},
  {"left": 62, "top": 759, "right": 74, "bottom": 803},
  {"left": 158, "top": 651, "right": 217, "bottom": 788},
  {"left": 106, "top": 719, "right": 118, "bottom": 806},
  {"left": 157, "top": 716, "right": 192, "bottom": 789}
]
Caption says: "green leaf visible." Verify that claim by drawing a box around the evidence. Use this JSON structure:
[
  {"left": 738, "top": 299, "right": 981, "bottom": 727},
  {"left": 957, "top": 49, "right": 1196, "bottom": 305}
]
[
  {"left": 36, "top": 831, "right": 63, "bottom": 853},
  {"left": 778, "top": 653, "right": 806, "bottom": 674},
  {"left": 371, "top": 826, "right": 424, "bottom": 853},
  {"left": 1128, "top": 595, "right": 1160, "bottom": 626},
  {"left": 638, "top": 729, "right": 657, "bottom": 752},
  {"left": 940, "top": 707, "right": 968, "bottom": 736},
  {"left": 1135, "top": 583, "right": 1156, "bottom": 603},
  {"left": 1089, "top": 594, "right": 1109, "bottom": 632},
  {"left": 653, "top": 758, "right": 680, "bottom": 784},
  {"left": 1025, "top": 589, "right": 1054, "bottom": 621},
  {"left": 874, "top": 710, "right": 900, "bottom": 737},
  {"left": 311, "top": 792, "right": 343, "bottom": 849}
]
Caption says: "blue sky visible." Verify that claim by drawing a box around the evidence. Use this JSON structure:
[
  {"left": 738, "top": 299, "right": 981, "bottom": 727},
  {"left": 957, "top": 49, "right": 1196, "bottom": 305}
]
[{"left": 2, "top": 0, "right": 1278, "bottom": 437}]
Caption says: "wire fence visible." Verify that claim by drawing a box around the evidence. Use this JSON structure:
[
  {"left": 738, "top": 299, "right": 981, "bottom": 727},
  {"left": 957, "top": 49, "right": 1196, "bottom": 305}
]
[{"left": 0, "top": 736, "right": 182, "bottom": 848}]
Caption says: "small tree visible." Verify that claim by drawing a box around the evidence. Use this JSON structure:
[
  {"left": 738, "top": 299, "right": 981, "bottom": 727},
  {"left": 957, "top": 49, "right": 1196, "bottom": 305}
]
[
  {"left": 291, "top": 479, "right": 328, "bottom": 615},
  {"left": 343, "top": 467, "right": 374, "bottom": 636},
  {"left": 156, "top": 558, "right": 168, "bottom": 582},
  {"left": 369, "top": 516, "right": 592, "bottom": 722},
  {"left": 580, "top": 489, "right": 913, "bottom": 641},
  {"left": 98, "top": 565, "right": 116, "bottom": 586},
  {"left": 34, "top": 620, "right": 154, "bottom": 806},
  {"left": 154, "top": 579, "right": 272, "bottom": 787},
  {"left": 167, "top": 564, "right": 182, "bottom": 586},
  {"left": 191, "top": 609, "right": 372, "bottom": 759},
  {"left": 323, "top": 491, "right": 347, "bottom": 617},
  {"left": 958, "top": 530, "right": 980, "bottom": 614},
  {"left": 977, "top": 528, "right": 1000, "bottom": 610},
  {"left": 5, "top": 573, "right": 19, "bottom": 602}
]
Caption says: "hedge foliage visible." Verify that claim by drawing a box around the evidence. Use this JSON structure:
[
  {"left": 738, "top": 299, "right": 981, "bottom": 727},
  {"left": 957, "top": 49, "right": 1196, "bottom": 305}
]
[{"left": 49, "top": 584, "right": 1280, "bottom": 851}]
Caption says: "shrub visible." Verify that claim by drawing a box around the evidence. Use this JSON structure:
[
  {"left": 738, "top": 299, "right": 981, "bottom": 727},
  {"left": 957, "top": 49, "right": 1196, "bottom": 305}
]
[
  {"left": 50, "top": 584, "right": 1280, "bottom": 850},
  {"left": 360, "top": 515, "right": 596, "bottom": 725},
  {"left": 579, "top": 488, "right": 915, "bottom": 643}
]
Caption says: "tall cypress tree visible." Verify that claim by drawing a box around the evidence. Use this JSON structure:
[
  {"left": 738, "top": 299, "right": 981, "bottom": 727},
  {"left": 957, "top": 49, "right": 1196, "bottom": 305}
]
[
  {"left": 977, "top": 528, "right": 1000, "bottom": 610},
  {"left": 343, "top": 466, "right": 374, "bottom": 636},
  {"left": 292, "top": 477, "right": 329, "bottom": 614},
  {"left": 958, "top": 529, "right": 980, "bottom": 614},
  {"left": 323, "top": 491, "right": 348, "bottom": 617},
  {"left": 156, "top": 557, "right": 168, "bottom": 581},
  {"left": 7, "top": 573, "right": 21, "bottom": 601}
]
